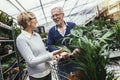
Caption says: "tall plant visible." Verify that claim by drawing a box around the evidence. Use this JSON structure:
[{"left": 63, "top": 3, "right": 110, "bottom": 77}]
[
  {"left": 64, "top": 25, "right": 117, "bottom": 80},
  {"left": 112, "top": 19, "right": 120, "bottom": 49}
]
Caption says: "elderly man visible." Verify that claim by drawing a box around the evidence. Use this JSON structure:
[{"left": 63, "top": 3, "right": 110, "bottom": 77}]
[{"left": 47, "top": 7, "right": 79, "bottom": 80}]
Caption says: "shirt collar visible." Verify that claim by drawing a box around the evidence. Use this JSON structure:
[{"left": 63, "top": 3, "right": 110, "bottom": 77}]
[
  {"left": 55, "top": 22, "right": 68, "bottom": 30},
  {"left": 21, "top": 30, "right": 37, "bottom": 38}
]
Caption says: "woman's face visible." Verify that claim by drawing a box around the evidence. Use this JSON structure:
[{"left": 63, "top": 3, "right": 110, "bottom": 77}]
[{"left": 29, "top": 17, "right": 37, "bottom": 29}]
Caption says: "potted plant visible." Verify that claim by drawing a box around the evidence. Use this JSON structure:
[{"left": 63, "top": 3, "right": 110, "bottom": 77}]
[
  {"left": 63, "top": 25, "right": 117, "bottom": 80},
  {"left": 4, "top": 44, "right": 13, "bottom": 54}
]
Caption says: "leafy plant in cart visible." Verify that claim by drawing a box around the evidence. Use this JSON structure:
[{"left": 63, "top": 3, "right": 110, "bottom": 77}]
[{"left": 63, "top": 25, "right": 117, "bottom": 80}]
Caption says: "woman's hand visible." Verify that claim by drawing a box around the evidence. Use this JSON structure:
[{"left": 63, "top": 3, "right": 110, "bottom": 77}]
[
  {"left": 60, "top": 52, "right": 70, "bottom": 59},
  {"left": 53, "top": 52, "right": 70, "bottom": 61},
  {"left": 52, "top": 48, "right": 80, "bottom": 61},
  {"left": 53, "top": 54, "right": 62, "bottom": 61},
  {"left": 45, "top": 61, "right": 50, "bottom": 64},
  {"left": 52, "top": 49, "right": 63, "bottom": 56}
]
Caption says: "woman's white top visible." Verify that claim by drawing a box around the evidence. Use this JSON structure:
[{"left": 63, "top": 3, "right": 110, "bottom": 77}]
[{"left": 16, "top": 30, "right": 53, "bottom": 78}]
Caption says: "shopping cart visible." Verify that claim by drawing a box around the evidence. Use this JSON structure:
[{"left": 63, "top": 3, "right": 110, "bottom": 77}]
[
  {"left": 49, "top": 61, "right": 82, "bottom": 80},
  {"left": 49, "top": 61, "right": 70, "bottom": 80}
]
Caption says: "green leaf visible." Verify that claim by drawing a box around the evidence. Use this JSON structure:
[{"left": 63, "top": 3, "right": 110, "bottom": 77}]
[{"left": 53, "top": 45, "right": 71, "bottom": 53}]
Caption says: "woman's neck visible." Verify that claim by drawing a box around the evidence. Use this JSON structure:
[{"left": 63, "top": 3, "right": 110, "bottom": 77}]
[{"left": 24, "top": 27, "right": 33, "bottom": 34}]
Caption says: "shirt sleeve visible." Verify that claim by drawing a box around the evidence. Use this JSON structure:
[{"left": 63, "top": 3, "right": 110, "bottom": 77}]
[
  {"left": 16, "top": 37, "right": 53, "bottom": 67},
  {"left": 47, "top": 30, "right": 58, "bottom": 52}
]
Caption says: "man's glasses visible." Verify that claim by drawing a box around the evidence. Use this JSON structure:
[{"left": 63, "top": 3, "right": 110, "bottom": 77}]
[{"left": 51, "top": 13, "right": 63, "bottom": 18}]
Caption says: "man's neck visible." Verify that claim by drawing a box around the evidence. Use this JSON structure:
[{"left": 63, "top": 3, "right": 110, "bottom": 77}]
[{"left": 57, "top": 22, "right": 65, "bottom": 28}]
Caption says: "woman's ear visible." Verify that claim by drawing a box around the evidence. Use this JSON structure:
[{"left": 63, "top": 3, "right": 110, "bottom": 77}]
[{"left": 26, "top": 20, "right": 30, "bottom": 26}]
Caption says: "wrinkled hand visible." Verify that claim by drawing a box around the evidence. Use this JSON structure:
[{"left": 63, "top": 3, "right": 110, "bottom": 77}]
[{"left": 72, "top": 48, "right": 80, "bottom": 55}]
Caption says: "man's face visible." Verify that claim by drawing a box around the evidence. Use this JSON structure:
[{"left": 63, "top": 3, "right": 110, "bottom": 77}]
[{"left": 51, "top": 9, "right": 64, "bottom": 25}]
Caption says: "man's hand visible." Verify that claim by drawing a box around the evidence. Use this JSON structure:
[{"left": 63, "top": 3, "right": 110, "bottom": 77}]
[{"left": 72, "top": 48, "right": 80, "bottom": 55}]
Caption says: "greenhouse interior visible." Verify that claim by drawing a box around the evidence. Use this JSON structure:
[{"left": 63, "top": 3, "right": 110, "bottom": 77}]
[{"left": 0, "top": 0, "right": 120, "bottom": 80}]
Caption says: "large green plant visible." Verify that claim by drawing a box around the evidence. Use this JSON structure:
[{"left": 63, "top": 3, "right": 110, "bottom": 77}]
[
  {"left": 112, "top": 19, "right": 120, "bottom": 49},
  {"left": 88, "top": 18, "right": 120, "bottom": 50},
  {"left": 64, "top": 25, "right": 117, "bottom": 80}
]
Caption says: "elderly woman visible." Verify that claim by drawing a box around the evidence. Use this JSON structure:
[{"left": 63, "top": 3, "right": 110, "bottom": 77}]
[{"left": 16, "top": 11, "right": 63, "bottom": 80}]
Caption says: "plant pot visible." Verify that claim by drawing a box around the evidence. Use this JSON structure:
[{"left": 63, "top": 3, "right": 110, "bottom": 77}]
[{"left": 68, "top": 72, "right": 84, "bottom": 80}]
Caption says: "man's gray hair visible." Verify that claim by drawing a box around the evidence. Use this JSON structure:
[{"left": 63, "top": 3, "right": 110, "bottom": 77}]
[{"left": 51, "top": 7, "right": 64, "bottom": 13}]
